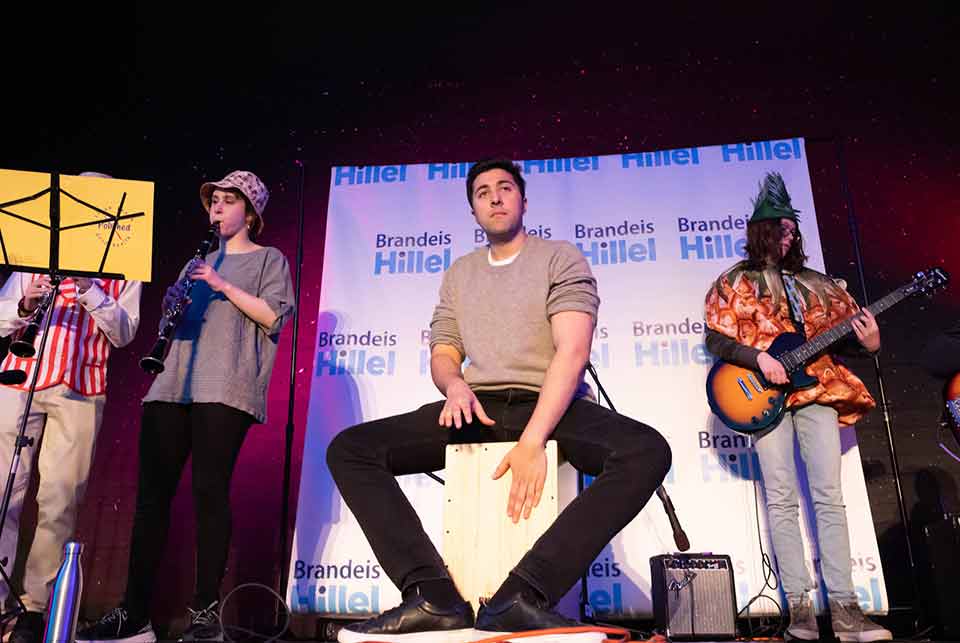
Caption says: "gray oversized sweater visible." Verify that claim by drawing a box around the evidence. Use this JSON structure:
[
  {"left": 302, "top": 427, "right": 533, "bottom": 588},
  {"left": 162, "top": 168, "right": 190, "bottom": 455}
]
[
  {"left": 429, "top": 236, "right": 599, "bottom": 394},
  {"left": 143, "top": 245, "right": 294, "bottom": 423}
]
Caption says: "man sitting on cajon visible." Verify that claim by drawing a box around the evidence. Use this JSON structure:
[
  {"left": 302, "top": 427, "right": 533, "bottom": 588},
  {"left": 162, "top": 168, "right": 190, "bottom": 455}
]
[{"left": 327, "top": 158, "right": 672, "bottom": 643}]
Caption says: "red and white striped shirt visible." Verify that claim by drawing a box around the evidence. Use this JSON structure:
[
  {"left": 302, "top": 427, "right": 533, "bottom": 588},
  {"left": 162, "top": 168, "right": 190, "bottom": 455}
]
[{"left": 0, "top": 273, "right": 142, "bottom": 396}]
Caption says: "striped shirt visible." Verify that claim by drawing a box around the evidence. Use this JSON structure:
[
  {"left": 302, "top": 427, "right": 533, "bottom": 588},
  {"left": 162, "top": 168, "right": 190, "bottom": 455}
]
[{"left": 0, "top": 273, "right": 141, "bottom": 396}]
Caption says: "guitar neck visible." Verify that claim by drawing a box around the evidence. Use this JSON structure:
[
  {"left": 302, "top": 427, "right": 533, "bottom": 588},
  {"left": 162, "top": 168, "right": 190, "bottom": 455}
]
[{"left": 783, "top": 287, "right": 907, "bottom": 368}]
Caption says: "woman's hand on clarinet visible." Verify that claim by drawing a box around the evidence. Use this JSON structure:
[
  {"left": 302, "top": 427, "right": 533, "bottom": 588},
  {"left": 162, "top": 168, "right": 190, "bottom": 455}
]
[
  {"left": 188, "top": 261, "right": 228, "bottom": 293},
  {"left": 162, "top": 280, "right": 190, "bottom": 316}
]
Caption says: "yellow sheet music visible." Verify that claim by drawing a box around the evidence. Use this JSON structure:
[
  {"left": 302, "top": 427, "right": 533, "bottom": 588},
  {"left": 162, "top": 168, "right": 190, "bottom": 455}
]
[{"left": 0, "top": 168, "right": 154, "bottom": 281}]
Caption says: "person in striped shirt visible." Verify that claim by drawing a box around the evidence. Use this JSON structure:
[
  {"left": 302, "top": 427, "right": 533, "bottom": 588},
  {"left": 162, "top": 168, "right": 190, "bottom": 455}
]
[{"left": 0, "top": 177, "right": 142, "bottom": 643}]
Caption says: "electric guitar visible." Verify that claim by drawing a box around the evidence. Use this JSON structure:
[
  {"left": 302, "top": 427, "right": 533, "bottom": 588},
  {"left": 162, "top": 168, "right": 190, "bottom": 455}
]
[{"left": 706, "top": 268, "right": 950, "bottom": 434}]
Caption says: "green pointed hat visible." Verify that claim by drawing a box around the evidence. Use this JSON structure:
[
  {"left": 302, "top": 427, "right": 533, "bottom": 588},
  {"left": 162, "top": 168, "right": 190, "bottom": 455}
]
[{"left": 749, "top": 171, "right": 801, "bottom": 223}]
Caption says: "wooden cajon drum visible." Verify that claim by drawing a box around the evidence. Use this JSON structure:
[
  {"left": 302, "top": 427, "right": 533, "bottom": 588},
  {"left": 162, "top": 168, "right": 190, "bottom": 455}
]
[{"left": 442, "top": 440, "right": 559, "bottom": 613}]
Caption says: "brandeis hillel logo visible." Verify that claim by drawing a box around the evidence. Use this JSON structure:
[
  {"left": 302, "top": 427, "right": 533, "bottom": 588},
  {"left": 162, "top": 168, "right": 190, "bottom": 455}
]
[
  {"left": 633, "top": 316, "right": 713, "bottom": 368},
  {"left": 575, "top": 219, "right": 657, "bottom": 267},
  {"left": 373, "top": 230, "right": 453, "bottom": 276},
  {"left": 315, "top": 330, "right": 399, "bottom": 377}
]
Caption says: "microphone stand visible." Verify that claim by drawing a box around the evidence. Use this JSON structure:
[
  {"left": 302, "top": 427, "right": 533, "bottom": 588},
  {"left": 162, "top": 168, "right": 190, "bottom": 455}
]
[
  {"left": 0, "top": 276, "right": 62, "bottom": 623},
  {"left": 277, "top": 161, "right": 306, "bottom": 628},
  {"left": 584, "top": 363, "right": 690, "bottom": 552},
  {"left": 836, "top": 138, "right": 921, "bottom": 620},
  {"left": 576, "top": 362, "right": 689, "bottom": 623}
]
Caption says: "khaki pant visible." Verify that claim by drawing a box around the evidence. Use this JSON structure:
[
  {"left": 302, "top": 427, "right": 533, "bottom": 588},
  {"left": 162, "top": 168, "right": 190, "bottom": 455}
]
[{"left": 0, "top": 384, "right": 104, "bottom": 613}]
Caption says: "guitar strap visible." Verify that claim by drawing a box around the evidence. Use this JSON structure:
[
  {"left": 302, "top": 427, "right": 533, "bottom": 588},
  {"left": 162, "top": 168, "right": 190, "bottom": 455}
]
[{"left": 780, "top": 271, "right": 807, "bottom": 338}]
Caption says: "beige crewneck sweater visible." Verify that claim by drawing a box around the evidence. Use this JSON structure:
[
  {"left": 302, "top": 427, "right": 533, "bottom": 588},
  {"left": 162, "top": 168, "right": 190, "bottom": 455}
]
[{"left": 430, "top": 236, "right": 598, "bottom": 394}]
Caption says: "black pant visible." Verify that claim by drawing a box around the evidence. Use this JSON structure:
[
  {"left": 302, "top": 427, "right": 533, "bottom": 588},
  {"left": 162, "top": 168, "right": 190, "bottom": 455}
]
[
  {"left": 125, "top": 402, "right": 253, "bottom": 616},
  {"left": 326, "top": 389, "right": 671, "bottom": 606}
]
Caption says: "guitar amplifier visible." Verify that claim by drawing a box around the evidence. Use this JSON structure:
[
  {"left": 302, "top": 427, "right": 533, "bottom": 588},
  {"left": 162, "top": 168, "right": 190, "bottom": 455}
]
[{"left": 650, "top": 554, "right": 737, "bottom": 640}]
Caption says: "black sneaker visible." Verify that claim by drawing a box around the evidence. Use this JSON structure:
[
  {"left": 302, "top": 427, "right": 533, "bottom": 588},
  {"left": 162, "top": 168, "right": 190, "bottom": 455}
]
[
  {"left": 337, "top": 594, "right": 474, "bottom": 643},
  {"left": 10, "top": 612, "right": 43, "bottom": 643},
  {"left": 76, "top": 607, "right": 156, "bottom": 643},
  {"left": 177, "top": 602, "right": 222, "bottom": 642},
  {"left": 475, "top": 593, "right": 604, "bottom": 643}
]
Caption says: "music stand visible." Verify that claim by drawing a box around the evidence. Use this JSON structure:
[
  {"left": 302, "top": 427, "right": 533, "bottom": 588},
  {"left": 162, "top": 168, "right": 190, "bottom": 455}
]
[{"left": 0, "top": 169, "right": 153, "bottom": 621}]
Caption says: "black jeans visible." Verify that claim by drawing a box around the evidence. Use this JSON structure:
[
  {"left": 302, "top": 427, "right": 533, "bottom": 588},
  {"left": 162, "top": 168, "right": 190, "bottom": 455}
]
[
  {"left": 125, "top": 402, "right": 253, "bottom": 616},
  {"left": 327, "top": 389, "right": 671, "bottom": 606}
]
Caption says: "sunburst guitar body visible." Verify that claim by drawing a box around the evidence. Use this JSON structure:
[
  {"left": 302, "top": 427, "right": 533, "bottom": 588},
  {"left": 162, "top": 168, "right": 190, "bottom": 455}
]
[{"left": 705, "top": 332, "right": 814, "bottom": 434}]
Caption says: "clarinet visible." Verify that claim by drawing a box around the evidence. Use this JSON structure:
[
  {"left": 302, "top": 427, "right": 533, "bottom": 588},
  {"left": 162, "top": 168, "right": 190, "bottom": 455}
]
[
  {"left": 10, "top": 276, "right": 62, "bottom": 358},
  {"left": 140, "top": 224, "right": 220, "bottom": 374}
]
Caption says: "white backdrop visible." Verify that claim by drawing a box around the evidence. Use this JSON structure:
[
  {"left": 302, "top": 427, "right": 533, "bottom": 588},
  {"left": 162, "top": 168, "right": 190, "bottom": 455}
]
[{"left": 287, "top": 138, "right": 888, "bottom": 619}]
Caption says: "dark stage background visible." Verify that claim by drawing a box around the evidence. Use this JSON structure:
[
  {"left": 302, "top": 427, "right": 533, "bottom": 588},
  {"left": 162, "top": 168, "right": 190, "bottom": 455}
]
[{"left": 2, "top": 3, "right": 957, "bottom": 635}]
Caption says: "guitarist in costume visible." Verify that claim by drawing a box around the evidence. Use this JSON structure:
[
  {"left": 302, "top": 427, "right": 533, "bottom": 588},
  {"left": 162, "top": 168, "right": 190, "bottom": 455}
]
[{"left": 703, "top": 172, "right": 891, "bottom": 642}]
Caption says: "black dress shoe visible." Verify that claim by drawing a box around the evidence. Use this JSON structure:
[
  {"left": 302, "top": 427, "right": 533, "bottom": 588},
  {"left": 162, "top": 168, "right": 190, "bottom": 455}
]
[
  {"left": 337, "top": 594, "right": 474, "bottom": 643},
  {"left": 475, "top": 594, "right": 603, "bottom": 642}
]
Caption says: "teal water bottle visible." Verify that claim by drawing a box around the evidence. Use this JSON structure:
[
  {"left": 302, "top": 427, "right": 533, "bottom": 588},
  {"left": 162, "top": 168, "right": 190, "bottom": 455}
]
[{"left": 43, "top": 541, "right": 83, "bottom": 643}]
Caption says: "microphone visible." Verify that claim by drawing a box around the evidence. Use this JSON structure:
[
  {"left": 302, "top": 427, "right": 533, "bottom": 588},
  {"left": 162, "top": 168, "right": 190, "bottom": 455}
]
[
  {"left": 656, "top": 486, "right": 691, "bottom": 552},
  {"left": 0, "top": 370, "right": 28, "bottom": 385}
]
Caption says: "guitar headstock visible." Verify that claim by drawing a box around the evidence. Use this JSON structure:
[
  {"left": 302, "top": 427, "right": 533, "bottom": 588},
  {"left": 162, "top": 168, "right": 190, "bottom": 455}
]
[{"left": 905, "top": 267, "right": 950, "bottom": 297}]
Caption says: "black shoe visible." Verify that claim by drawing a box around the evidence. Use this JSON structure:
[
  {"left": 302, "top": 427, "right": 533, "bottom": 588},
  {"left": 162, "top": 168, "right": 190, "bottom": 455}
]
[
  {"left": 475, "top": 593, "right": 604, "bottom": 643},
  {"left": 76, "top": 607, "right": 157, "bottom": 643},
  {"left": 177, "top": 602, "right": 222, "bottom": 642},
  {"left": 337, "top": 594, "right": 474, "bottom": 643},
  {"left": 10, "top": 612, "right": 43, "bottom": 643}
]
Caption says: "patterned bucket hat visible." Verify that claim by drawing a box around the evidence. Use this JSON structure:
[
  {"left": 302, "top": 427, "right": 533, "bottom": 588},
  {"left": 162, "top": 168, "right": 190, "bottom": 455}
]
[{"left": 200, "top": 170, "right": 269, "bottom": 217}]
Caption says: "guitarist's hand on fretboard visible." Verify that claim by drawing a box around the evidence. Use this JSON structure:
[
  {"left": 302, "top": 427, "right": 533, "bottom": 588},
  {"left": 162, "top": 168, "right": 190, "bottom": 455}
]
[
  {"left": 758, "top": 351, "right": 789, "bottom": 384},
  {"left": 851, "top": 308, "right": 881, "bottom": 353}
]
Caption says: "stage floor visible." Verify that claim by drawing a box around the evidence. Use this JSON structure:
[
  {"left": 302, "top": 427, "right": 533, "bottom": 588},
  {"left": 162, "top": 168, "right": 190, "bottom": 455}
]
[{"left": 283, "top": 615, "right": 935, "bottom": 643}]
